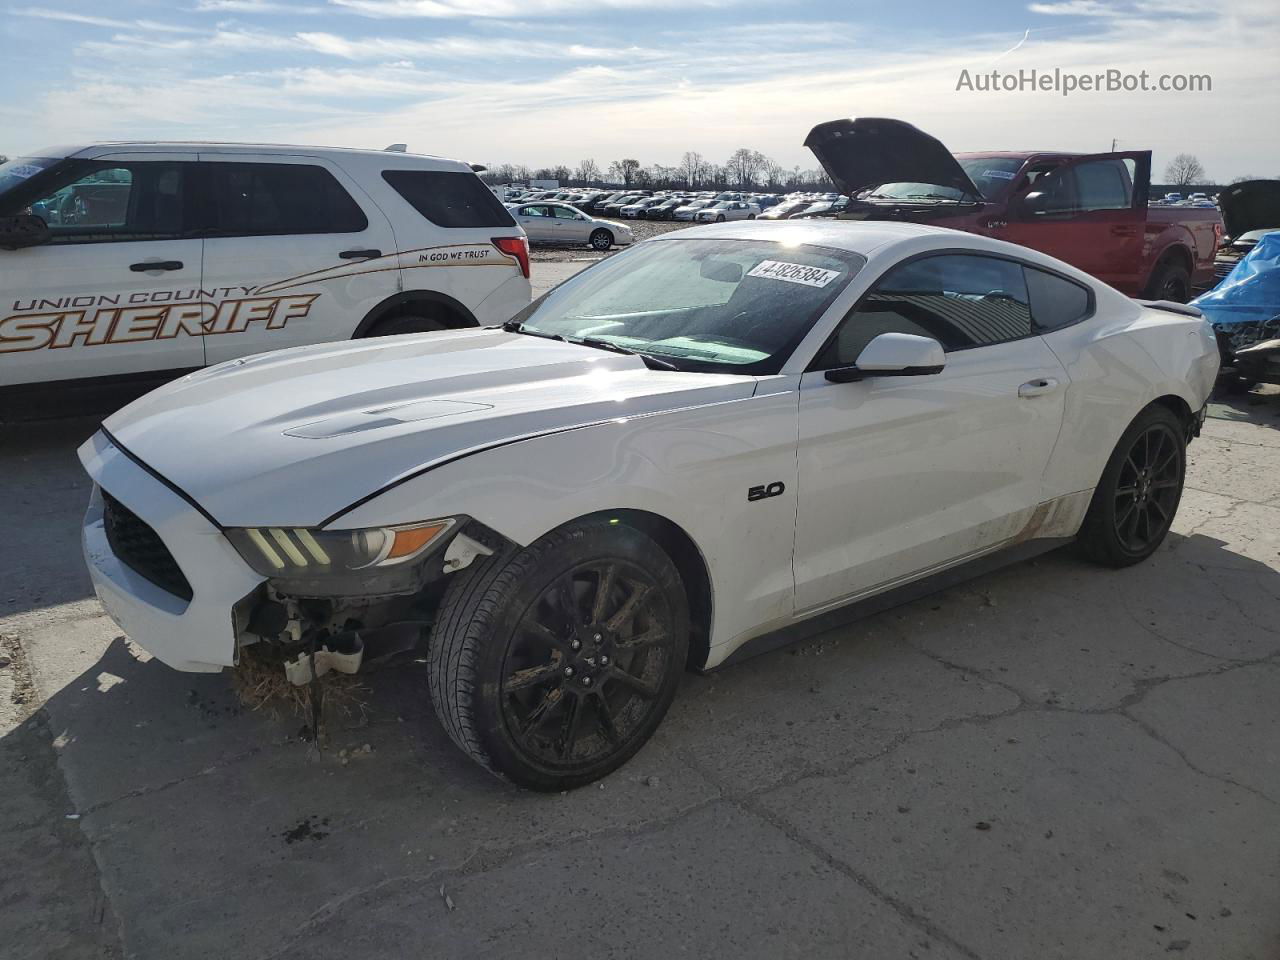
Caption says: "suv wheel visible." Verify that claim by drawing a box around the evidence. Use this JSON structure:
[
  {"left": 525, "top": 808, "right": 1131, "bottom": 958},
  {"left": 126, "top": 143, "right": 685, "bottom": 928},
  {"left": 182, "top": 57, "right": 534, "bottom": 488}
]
[
  {"left": 428, "top": 519, "right": 689, "bottom": 790},
  {"left": 1075, "top": 404, "right": 1186, "bottom": 567},
  {"left": 365, "top": 313, "right": 447, "bottom": 337},
  {"left": 589, "top": 229, "right": 613, "bottom": 251}
]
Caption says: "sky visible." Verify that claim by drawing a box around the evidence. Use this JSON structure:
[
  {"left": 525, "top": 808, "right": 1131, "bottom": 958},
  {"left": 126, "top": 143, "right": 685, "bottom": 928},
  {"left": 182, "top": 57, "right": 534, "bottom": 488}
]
[{"left": 1, "top": 0, "right": 1275, "bottom": 182}]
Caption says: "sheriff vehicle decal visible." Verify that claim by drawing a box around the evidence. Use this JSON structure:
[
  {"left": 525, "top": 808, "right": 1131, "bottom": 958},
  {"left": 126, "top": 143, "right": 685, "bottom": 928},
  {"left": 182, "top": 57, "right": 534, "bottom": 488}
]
[
  {"left": 0, "top": 243, "right": 517, "bottom": 354},
  {"left": 0, "top": 291, "right": 320, "bottom": 353}
]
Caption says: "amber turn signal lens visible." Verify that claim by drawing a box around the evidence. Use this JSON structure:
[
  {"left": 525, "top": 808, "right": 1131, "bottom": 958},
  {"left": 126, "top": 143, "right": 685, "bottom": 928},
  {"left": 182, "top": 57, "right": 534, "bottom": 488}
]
[{"left": 387, "top": 522, "right": 450, "bottom": 560}]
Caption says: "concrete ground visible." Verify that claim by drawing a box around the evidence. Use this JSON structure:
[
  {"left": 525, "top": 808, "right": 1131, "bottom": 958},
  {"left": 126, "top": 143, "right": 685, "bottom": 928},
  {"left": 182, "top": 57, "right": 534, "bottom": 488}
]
[{"left": 2, "top": 300, "right": 1278, "bottom": 957}]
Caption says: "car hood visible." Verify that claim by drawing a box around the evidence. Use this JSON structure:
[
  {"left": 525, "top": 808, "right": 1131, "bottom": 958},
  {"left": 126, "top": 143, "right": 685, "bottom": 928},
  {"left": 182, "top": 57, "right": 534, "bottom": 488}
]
[
  {"left": 100, "top": 329, "right": 757, "bottom": 528},
  {"left": 804, "top": 117, "right": 983, "bottom": 199},
  {"left": 1216, "top": 179, "right": 1280, "bottom": 239}
]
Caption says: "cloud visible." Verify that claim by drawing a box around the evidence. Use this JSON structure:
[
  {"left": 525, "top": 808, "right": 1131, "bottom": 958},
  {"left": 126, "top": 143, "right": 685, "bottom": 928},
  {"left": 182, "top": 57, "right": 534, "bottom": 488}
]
[
  {"left": 328, "top": 0, "right": 736, "bottom": 18},
  {"left": 193, "top": 0, "right": 323, "bottom": 11},
  {"left": 8, "top": 1, "right": 1278, "bottom": 182},
  {"left": 12, "top": 6, "right": 199, "bottom": 32},
  {"left": 68, "top": 24, "right": 654, "bottom": 62},
  {"left": 1027, "top": 1, "right": 1120, "bottom": 15}
]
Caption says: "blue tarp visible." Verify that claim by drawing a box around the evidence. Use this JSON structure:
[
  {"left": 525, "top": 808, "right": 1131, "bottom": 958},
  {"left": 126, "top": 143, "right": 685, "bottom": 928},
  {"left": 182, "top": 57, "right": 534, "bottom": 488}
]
[{"left": 1192, "top": 232, "right": 1280, "bottom": 333}]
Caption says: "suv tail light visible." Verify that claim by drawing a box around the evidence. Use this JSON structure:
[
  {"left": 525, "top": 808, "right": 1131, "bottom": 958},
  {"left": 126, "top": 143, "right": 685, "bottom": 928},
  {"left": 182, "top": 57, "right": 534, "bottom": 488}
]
[{"left": 492, "top": 236, "right": 530, "bottom": 279}]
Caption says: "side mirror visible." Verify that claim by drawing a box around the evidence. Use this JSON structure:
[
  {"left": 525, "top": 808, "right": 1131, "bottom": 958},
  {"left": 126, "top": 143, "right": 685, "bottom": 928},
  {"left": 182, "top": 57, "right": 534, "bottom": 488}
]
[
  {"left": 0, "top": 214, "right": 51, "bottom": 250},
  {"left": 824, "top": 333, "right": 945, "bottom": 383},
  {"left": 1019, "top": 191, "right": 1049, "bottom": 217}
]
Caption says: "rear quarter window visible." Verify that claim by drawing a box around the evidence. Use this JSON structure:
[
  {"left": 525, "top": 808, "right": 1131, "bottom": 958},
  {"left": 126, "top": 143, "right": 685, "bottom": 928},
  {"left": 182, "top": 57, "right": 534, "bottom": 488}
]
[
  {"left": 1025, "top": 267, "right": 1093, "bottom": 331},
  {"left": 382, "top": 170, "right": 515, "bottom": 228}
]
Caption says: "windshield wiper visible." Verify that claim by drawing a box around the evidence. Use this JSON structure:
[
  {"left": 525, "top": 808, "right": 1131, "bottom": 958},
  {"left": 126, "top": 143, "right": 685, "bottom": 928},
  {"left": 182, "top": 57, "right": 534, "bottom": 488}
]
[
  {"left": 575, "top": 336, "right": 680, "bottom": 371},
  {"left": 502, "top": 320, "right": 567, "bottom": 342}
]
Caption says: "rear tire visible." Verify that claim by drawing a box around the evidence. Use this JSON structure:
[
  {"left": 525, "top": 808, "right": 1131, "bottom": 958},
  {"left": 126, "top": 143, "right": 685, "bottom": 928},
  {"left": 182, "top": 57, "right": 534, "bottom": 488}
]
[
  {"left": 589, "top": 229, "right": 613, "bottom": 251},
  {"left": 1144, "top": 259, "right": 1191, "bottom": 303},
  {"left": 364, "top": 313, "right": 447, "bottom": 337},
  {"left": 428, "top": 519, "right": 689, "bottom": 790},
  {"left": 1075, "top": 405, "right": 1186, "bottom": 567}
]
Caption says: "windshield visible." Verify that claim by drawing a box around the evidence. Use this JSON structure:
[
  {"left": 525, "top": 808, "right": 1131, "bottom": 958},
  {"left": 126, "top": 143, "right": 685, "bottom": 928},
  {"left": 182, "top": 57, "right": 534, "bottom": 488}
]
[
  {"left": 0, "top": 157, "right": 62, "bottom": 202},
  {"left": 506, "top": 238, "right": 864, "bottom": 374},
  {"left": 865, "top": 156, "right": 1023, "bottom": 201}
]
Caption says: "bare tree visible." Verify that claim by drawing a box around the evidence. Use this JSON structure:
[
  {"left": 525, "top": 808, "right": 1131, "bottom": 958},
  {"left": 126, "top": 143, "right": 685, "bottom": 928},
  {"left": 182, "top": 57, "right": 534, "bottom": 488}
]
[
  {"left": 761, "top": 157, "right": 785, "bottom": 189},
  {"left": 575, "top": 159, "right": 601, "bottom": 185},
  {"left": 679, "top": 151, "right": 706, "bottom": 187},
  {"left": 726, "top": 148, "right": 765, "bottom": 188},
  {"left": 609, "top": 158, "right": 641, "bottom": 187},
  {"left": 1164, "top": 153, "right": 1206, "bottom": 187}
]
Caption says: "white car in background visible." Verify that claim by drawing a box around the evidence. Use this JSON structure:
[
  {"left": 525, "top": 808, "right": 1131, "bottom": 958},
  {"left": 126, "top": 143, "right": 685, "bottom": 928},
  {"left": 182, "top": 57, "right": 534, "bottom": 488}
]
[
  {"left": 508, "top": 201, "right": 633, "bottom": 251},
  {"left": 672, "top": 199, "right": 715, "bottom": 221},
  {"left": 79, "top": 219, "right": 1217, "bottom": 791},
  {"left": 0, "top": 144, "right": 531, "bottom": 398},
  {"left": 695, "top": 200, "right": 761, "bottom": 222}
]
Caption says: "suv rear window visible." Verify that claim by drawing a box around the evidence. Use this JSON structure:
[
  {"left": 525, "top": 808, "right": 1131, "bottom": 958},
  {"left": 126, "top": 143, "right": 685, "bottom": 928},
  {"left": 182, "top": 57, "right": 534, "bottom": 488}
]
[
  {"left": 206, "top": 162, "right": 368, "bottom": 236},
  {"left": 382, "top": 170, "right": 515, "bottom": 228}
]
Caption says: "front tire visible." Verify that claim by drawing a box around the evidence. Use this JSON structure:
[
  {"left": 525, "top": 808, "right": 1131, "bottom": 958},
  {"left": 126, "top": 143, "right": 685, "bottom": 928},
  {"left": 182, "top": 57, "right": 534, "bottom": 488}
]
[
  {"left": 1075, "top": 405, "right": 1186, "bottom": 567},
  {"left": 428, "top": 519, "right": 689, "bottom": 790},
  {"left": 589, "top": 229, "right": 613, "bottom": 251},
  {"left": 715, "top": 214, "right": 726, "bottom": 222}
]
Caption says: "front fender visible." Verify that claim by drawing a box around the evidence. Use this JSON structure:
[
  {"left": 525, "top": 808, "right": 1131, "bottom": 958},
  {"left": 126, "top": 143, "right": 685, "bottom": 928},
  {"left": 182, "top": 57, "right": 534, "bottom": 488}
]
[{"left": 335, "top": 386, "right": 802, "bottom": 655}]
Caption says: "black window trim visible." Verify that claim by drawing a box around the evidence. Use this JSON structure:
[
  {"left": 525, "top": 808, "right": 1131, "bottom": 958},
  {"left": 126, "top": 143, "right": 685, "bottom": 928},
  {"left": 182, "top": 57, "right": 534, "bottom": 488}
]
[
  {"left": 380, "top": 168, "right": 515, "bottom": 229},
  {"left": 2, "top": 157, "right": 374, "bottom": 243},
  {"left": 0, "top": 157, "right": 202, "bottom": 246},
  {"left": 197, "top": 160, "right": 369, "bottom": 239},
  {"left": 805, "top": 246, "right": 1096, "bottom": 372}
]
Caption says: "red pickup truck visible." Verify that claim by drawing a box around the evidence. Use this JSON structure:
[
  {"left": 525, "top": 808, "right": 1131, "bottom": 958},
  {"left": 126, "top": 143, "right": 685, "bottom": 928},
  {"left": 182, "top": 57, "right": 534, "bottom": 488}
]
[{"left": 806, "top": 118, "right": 1222, "bottom": 302}]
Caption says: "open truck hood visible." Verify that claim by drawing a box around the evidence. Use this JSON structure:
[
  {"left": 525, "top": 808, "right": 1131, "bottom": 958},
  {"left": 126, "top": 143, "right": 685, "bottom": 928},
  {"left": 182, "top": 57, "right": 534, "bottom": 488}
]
[
  {"left": 804, "top": 117, "right": 983, "bottom": 199},
  {"left": 98, "top": 329, "right": 755, "bottom": 528},
  {"left": 1216, "top": 180, "right": 1280, "bottom": 239}
]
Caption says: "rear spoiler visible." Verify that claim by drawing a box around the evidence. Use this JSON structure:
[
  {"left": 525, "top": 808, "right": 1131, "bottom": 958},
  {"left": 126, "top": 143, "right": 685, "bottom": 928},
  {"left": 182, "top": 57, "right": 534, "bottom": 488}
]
[{"left": 1136, "top": 299, "right": 1203, "bottom": 318}]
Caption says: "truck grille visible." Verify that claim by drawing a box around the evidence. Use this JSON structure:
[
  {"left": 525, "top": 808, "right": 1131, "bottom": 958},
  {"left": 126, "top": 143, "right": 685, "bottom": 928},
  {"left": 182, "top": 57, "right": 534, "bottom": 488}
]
[{"left": 102, "top": 491, "right": 193, "bottom": 602}]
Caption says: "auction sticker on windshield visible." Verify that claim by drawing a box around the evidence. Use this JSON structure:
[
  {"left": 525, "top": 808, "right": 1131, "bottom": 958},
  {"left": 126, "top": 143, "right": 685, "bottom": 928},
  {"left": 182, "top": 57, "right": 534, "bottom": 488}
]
[{"left": 747, "top": 260, "right": 842, "bottom": 288}]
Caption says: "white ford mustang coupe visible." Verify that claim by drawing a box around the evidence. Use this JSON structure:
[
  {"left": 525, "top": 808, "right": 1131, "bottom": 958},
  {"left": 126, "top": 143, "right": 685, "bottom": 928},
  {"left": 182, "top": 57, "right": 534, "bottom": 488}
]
[{"left": 79, "top": 220, "right": 1218, "bottom": 790}]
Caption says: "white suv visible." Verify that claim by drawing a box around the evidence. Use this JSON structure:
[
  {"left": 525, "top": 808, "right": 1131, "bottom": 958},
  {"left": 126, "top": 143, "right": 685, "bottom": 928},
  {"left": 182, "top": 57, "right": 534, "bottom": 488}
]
[{"left": 0, "top": 143, "right": 532, "bottom": 393}]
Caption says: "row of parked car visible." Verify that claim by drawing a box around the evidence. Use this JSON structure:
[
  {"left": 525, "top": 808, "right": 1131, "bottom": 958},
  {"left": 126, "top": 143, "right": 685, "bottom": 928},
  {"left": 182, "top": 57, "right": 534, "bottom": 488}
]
[{"left": 500, "top": 186, "right": 850, "bottom": 223}]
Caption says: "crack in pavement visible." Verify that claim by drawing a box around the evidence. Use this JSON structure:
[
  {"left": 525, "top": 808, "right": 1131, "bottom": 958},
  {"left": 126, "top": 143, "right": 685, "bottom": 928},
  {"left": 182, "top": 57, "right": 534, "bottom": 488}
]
[
  {"left": 735, "top": 796, "right": 986, "bottom": 960},
  {"left": 78, "top": 745, "right": 266, "bottom": 816},
  {"left": 902, "top": 635, "right": 1280, "bottom": 809},
  {"left": 251, "top": 788, "right": 729, "bottom": 960}
]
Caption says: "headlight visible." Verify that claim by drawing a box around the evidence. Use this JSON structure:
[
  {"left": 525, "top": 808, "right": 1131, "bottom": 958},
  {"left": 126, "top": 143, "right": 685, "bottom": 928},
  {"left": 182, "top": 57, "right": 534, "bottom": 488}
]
[{"left": 226, "top": 518, "right": 457, "bottom": 597}]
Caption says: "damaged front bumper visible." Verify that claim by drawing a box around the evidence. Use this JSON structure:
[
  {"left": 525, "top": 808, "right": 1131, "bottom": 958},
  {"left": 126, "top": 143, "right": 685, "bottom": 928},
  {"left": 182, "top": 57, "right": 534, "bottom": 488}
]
[{"left": 79, "top": 432, "right": 262, "bottom": 673}]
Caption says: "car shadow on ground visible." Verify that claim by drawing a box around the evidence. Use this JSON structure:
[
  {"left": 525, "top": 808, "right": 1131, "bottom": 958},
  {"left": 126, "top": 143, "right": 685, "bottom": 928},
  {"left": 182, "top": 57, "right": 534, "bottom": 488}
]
[
  {"left": 7, "top": 517, "right": 1280, "bottom": 958},
  {"left": 1210, "top": 382, "right": 1280, "bottom": 425}
]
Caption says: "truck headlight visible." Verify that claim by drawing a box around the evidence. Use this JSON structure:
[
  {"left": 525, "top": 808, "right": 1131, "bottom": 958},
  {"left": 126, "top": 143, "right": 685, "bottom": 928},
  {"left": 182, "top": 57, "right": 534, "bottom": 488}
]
[{"left": 226, "top": 519, "right": 457, "bottom": 596}]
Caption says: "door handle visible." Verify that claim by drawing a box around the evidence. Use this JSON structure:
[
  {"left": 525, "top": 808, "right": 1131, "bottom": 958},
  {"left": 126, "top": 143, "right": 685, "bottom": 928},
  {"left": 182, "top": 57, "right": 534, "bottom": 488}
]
[
  {"left": 1110, "top": 225, "right": 1138, "bottom": 236},
  {"left": 129, "top": 260, "right": 183, "bottom": 272},
  {"left": 1018, "top": 378, "right": 1060, "bottom": 398},
  {"left": 339, "top": 248, "right": 382, "bottom": 260}
]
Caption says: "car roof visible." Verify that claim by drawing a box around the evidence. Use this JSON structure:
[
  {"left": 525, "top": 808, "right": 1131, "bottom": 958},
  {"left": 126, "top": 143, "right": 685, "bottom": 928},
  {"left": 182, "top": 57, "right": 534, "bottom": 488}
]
[
  {"left": 28, "top": 141, "right": 473, "bottom": 172},
  {"left": 646, "top": 219, "right": 1119, "bottom": 284}
]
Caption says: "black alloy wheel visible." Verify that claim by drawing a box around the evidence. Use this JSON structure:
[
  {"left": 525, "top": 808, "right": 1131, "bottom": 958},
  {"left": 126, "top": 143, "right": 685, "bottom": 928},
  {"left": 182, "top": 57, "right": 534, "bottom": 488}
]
[
  {"left": 500, "top": 560, "right": 677, "bottom": 771},
  {"left": 1112, "top": 422, "right": 1182, "bottom": 553},
  {"left": 1076, "top": 404, "right": 1187, "bottom": 567},
  {"left": 428, "top": 519, "right": 689, "bottom": 790}
]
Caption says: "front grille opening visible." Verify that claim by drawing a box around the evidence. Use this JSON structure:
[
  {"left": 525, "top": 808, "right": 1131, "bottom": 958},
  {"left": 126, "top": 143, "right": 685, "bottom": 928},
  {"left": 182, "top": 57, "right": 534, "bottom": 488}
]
[{"left": 102, "top": 491, "right": 194, "bottom": 602}]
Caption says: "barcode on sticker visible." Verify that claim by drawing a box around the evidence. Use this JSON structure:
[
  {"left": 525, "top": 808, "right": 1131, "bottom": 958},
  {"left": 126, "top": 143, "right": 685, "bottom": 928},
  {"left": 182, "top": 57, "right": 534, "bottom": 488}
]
[{"left": 747, "top": 260, "right": 841, "bottom": 288}]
